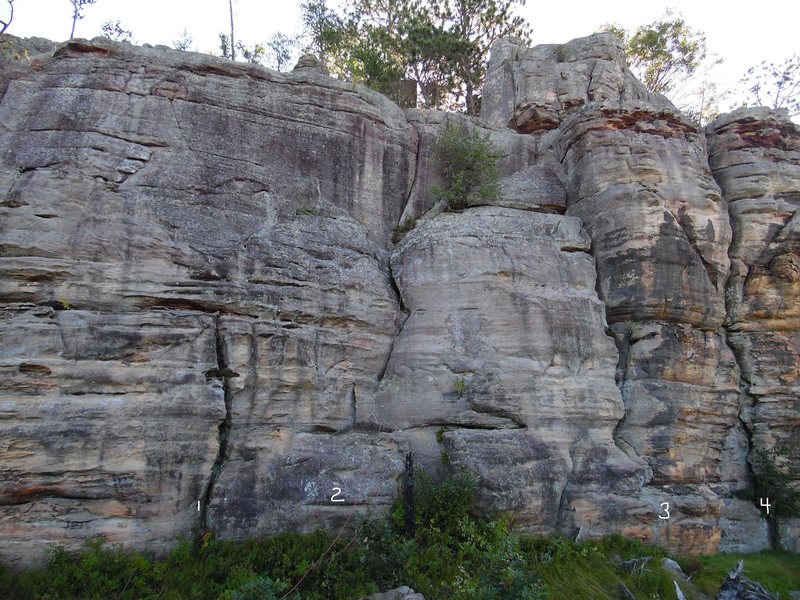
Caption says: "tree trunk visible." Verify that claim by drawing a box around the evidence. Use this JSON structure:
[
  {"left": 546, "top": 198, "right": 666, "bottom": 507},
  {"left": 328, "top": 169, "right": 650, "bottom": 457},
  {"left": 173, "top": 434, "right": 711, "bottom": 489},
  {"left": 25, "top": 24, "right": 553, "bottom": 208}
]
[
  {"left": 228, "top": 0, "right": 236, "bottom": 61},
  {"left": 0, "top": 0, "right": 14, "bottom": 36},
  {"left": 465, "top": 80, "right": 475, "bottom": 115}
]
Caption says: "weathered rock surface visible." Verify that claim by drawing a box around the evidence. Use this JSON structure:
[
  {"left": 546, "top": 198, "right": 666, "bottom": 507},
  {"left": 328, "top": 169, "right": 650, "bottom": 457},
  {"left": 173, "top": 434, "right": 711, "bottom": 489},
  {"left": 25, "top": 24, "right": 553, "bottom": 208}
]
[
  {"left": 541, "top": 94, "right": 748, "bottom": 554},
  {"left": 0, "top": 32, "right": 798, "bottom": 566},
  {"left": 481, "top": 33, "right": 672, "bottom": 134},
  {"left": 0, "top": 37, "right": 405, "bottom": 565},
  {"left": 364, "top": 206, "right": 650, "bottom": 535},
  {"left": 707, "top": 107, "right": 800, "bottom": 550}
]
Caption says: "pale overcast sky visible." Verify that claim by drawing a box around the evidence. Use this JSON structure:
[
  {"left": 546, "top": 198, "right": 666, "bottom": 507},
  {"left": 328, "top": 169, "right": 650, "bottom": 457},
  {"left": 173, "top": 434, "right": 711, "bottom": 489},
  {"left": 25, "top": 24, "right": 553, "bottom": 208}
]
[{"left": 5, "top": 0, "right": 799, "bottom": 111}]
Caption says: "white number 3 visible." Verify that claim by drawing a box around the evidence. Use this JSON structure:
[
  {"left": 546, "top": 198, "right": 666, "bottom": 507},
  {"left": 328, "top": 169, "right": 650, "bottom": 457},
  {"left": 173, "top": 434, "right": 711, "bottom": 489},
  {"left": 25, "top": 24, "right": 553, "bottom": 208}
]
[
  {"left": 659, "top": 502, "right": 670, "bottom": 520},
  {"left": 331, "top": 487, "right": 344, "bottom": 502}
]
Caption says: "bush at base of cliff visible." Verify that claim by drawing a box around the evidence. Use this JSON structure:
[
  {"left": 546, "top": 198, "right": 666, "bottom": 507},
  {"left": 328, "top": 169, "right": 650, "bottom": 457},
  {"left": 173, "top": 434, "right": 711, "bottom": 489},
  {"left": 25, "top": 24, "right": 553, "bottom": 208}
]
[
  {"left": 749, "top": 446, "right": 800, "bottom": 520},
  {"left": 2, "top": 476, "right": 799, "bottom": 599},
  {"left": 431, "top": 121, "right": 503, "bottom": 210}
]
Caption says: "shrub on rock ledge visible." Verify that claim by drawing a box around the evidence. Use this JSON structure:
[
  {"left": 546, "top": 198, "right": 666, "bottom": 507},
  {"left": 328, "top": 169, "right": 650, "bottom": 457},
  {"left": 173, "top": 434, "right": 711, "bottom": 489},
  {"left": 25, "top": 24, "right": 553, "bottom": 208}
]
[{"left": 431, "top": 121, "right": 503, "bottom": 210}]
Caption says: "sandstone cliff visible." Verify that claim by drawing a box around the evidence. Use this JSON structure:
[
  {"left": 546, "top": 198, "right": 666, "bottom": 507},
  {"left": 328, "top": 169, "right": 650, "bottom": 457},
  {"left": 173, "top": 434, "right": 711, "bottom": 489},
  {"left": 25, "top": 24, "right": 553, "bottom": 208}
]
[{"left": 0, "top": 32, "right": 797, "bottom": 566}]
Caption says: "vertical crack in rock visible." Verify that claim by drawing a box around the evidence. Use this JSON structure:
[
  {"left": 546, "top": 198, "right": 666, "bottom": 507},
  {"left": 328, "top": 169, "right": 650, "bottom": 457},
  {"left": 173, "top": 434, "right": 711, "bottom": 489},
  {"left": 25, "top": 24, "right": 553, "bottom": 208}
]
[
  {"left": 585, "top": 59, "right": 597, "bottom": 101},
  {"left": 556, "top": 438, "right": 579, "bottom": 534},
  {"left": 399, "top": 124, "right": 424, "bottom": 224},
  {"left": 722, "top": 247, "right": 768, "bottom": 545},
  {"left": 350, "top": 383, "right": 357, "bottom": 427},
  {"left": 668, "top": 207, "right": 722, "bottom": 292},
  {"left": 377, "top": 260, "right": 409, "bottom": 382},
  {"left": 200, "top": 314, "right": 238, "bottom": 531},
  {"left": 610, "top": 324, "right": 633, "bottom": 453}
]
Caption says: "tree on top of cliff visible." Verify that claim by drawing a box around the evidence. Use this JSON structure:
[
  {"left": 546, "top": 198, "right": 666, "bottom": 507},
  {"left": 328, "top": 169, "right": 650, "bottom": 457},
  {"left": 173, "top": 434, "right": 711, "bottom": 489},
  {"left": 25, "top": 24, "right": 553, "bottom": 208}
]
[
  {"left": 299, "top": 0, "right": 530, "bottom": 113},
  {"left": 435, "top": 0, "right": 531, "bottom": 115},
  {"left": 100, "top": 20, "right": 132, "bottom": 43},
  {"left": 601, "top": 11, "right": 725, "bottom": 125},
  {"left": 69, "top": 0, "right": 97, "bottom": 39},
  {"left": 740, "top": 55, "right": 800, "bottom": 116},
  {"left": 626, "top": 11, "right": 707, "bottom": 95},
  {"left": 300, "top": 0, "right": 346, "bottom": 63},
  {"left": 0, "top": 0, "right": 14, "bottom": 35}
]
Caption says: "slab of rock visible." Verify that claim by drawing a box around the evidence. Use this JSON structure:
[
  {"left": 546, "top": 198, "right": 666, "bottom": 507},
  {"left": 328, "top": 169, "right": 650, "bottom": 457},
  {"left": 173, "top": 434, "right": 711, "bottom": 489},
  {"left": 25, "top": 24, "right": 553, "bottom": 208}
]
[
  {"left": 362, "top": 206, "right": 650, "bottom": 536},
  {"left": 482, "top": 33, "right": 673, "bottom": 134},
  {"left": 1, "top": 32, "right": 799, "bottom": 564},
  {"left": 0, "top": 305, "right": 224, "bottom": 566},
  {"left": 707, "top": 108, "right": 800, "bottom": 551},
  {"left": 0, "top": 36, "right": 416, "bottom": 245},
  {"left": 0, "top": 37, "right": 403, "bottom": 564},
  {"left": 546, "top": 100, "right": 746, "bottom": 554},
  {"left": 708, "top": 108, "right": 800, "bottom": 548}
]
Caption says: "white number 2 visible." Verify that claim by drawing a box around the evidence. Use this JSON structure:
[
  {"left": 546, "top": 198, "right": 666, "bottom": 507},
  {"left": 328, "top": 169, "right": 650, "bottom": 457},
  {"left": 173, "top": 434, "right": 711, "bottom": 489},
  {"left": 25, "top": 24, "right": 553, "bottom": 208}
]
[
  {"left": 659, "top": 502, "right": 670, "bottom": 520},
  {"left": 331, "top": 487, "right": 344, "bottom": 502}
]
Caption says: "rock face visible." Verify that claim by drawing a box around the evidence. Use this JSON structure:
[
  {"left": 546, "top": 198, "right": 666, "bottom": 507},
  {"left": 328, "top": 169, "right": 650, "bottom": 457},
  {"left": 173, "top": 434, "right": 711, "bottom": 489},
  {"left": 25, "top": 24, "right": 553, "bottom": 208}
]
[
  {"left": 0, "top": 33, "right": 797, "bottom": 566},
  {"left": 707, "top": 108, "right": 800, "bottom": 550}
]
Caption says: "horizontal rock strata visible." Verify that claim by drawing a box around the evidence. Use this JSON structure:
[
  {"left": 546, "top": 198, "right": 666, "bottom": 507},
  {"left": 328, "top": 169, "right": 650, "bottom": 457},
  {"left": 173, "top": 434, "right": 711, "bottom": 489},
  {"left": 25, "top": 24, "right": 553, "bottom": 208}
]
[
  {"left": 707, "top": 108, "right": 800, "bottom": 551},
  {"left": 0, "top": 32, "right": 797, "bottom": 565}
]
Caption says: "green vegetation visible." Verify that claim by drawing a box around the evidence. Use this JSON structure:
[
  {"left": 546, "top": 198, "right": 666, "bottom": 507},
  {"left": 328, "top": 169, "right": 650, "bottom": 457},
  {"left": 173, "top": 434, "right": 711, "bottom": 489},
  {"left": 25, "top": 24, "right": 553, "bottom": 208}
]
[
  {"left": 432, "top": 121, "right": 503, "bottom": 210},
  {"left": 296, "top": 205, "right": 320, "bottom": 216},
  {"left": 454, "top": 377, "right": 467, "bottom": 397},
  {"left": 391, "top": 216, "right": 416, "bottom": 244},
  {"left": 600, "top": 10, "right": 724, "bottom": 125},
  {"left": 299, "top": 0, "right": 530, "bottom": 113},
  {"left": 693, "top": 551, "right": 800, "bottom": 598},
  {"left": 749, "top": 446, "right": 800, "bottom": 520},
  {"left": 1, "top": 471, "right": 798, "bottom": 599}
]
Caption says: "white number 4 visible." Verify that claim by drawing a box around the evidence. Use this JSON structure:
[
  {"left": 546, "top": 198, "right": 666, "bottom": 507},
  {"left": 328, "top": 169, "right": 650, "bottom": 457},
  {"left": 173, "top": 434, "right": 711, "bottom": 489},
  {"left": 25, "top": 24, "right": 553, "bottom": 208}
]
[
  {"left": 760, "top": 497, "right": 771, "bottom": 515},
  {"left": 659, "top": 502, "right": 670, "bottom": 520}
]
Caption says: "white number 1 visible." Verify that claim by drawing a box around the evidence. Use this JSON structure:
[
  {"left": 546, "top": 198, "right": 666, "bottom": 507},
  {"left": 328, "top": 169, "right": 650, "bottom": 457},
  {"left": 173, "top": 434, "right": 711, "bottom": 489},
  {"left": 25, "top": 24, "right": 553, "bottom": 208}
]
[{"left": 659, "top": 502, "right": 670, "bottom": 520}]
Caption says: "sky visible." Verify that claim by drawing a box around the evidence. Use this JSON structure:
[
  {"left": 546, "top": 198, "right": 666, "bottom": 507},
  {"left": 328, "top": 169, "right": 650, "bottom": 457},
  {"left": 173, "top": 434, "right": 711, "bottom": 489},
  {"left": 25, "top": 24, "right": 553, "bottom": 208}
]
[{"left": 4, "top": 0, "right": 799, "bottom": 112}]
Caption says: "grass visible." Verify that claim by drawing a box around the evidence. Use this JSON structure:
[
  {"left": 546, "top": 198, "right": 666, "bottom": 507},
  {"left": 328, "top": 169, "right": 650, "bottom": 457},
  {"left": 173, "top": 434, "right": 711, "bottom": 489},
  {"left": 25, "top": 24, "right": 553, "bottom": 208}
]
[
  {"left": 1, "top": 473, "right": 797, "bottom": 599},
  {"left": 692, "top": 551, "right": 800, "bottom": 597}
]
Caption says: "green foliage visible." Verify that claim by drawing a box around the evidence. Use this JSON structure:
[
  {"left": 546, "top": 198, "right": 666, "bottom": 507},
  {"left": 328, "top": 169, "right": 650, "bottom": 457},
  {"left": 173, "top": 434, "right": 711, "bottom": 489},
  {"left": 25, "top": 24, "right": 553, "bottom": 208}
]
[
  {"left": 172, "top": 29, "right": 194, "bottom": 52},
  {"left": 600, "top": 11, "right": 723, "bottom": 125},
  {"left": 226, "top": 575, "right": 288, "bottom": 600},
  {"left": 297, "top": 205, "right": 320, "bottom": 216},
  {"left": 299, "top": 0, "right": 530, "bottom": 112},
  {"left": 266, "top": 32, "right": 297, "bottom": 72},
  {"left": 218, "top": 34, "right": 266, "bottom": 64},
  {"left": 3, "top": 480, "right": 798, "bottom": 600},
  {"left": 300, "top": 0, "right": 346, "bottom": 63},
  {"left": 454, "top": 377, "right": 467, "bottom": 397},
  {"left": 750, "top": 445, "right": 800, "bottom": 519},
  {"left": 435, "top": 426, "right": 446, "bottom": 444},
  {"left": 437, "top": 0, "right": 531, "bottom": 114},
  {"left": 693, "top": 551, "right": 800, "bottom": 598},
  {"left": 391, "top": 216, "right": 416, "bottom": 244},
  {"left": 740, "top": 54, "right": 800, "bottom": 116},
  {"left": 431, "top": 121, "right": 503, "bottom": 210},
  {"left": 625, "top": 10, "right": 707, "bottom": 95}
]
